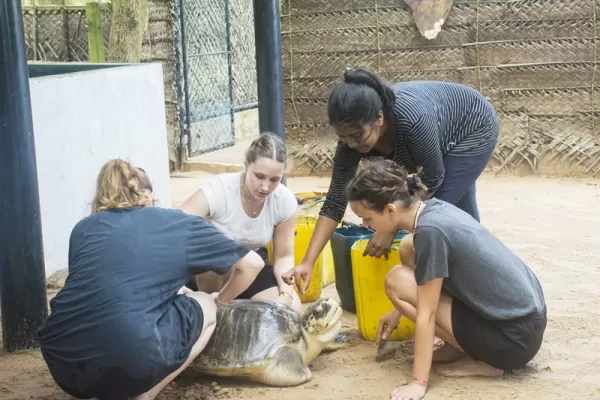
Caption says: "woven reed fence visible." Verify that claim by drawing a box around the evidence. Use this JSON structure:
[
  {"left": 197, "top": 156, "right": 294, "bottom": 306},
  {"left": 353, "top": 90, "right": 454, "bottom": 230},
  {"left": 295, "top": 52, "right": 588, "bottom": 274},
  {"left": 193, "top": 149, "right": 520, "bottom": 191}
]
[
  {"left": 282, "top": 0, "right": 600, "bottom": 177},
  {"left": 21, "top": 3, "right": 109, "bottom": 62}
]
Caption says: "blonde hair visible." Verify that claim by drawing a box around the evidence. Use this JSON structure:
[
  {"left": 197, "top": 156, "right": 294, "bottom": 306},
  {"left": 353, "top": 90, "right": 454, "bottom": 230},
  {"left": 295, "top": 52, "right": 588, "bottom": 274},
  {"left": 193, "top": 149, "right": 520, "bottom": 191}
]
[{"left": 91, "top": 159, "right": 154, "bottom": 213}]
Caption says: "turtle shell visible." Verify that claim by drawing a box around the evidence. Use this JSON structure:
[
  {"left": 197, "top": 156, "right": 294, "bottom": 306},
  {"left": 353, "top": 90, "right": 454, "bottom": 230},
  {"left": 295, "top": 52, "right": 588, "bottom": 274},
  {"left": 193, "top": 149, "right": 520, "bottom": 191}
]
[{"left": 196, "top": 299, "right": 303, "bottom": 369}]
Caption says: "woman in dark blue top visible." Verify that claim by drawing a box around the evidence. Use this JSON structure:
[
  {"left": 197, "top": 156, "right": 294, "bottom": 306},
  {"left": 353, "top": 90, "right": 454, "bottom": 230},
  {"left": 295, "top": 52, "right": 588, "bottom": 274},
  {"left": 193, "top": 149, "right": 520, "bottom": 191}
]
[{"left": 37, "top": 159, "right": 265, "bottom": 400}]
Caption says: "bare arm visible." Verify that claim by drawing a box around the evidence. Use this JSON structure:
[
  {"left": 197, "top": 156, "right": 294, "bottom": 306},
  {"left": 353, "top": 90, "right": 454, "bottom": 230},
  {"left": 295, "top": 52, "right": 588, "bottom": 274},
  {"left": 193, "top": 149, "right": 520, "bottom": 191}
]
[
  {"left": 410, "top": 226, "right": 451, "bottom": 390},
  {"left": 301, "top": 141, "right": 361, "bottom": 266},
  {"left": 217, "top": 250, "right": 265, "bottom": 303},
  {"left": 186, "top": 215, "right": 265, "bottom": 303},
  {"left": 272, "top": 209, "right": 297, "bottom": 291},
  {"left": 412, "top": 277, "right": 443, "bottom": 389},
  {"left": 179, "top": 188, "right": 210, "bottom": 218}
]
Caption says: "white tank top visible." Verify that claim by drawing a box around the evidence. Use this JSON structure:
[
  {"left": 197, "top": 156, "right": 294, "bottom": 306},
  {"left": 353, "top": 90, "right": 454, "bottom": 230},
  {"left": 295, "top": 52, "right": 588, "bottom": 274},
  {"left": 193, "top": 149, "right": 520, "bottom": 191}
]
[{"left": 200, "top": 172, "right": 298, "bottom": 251}]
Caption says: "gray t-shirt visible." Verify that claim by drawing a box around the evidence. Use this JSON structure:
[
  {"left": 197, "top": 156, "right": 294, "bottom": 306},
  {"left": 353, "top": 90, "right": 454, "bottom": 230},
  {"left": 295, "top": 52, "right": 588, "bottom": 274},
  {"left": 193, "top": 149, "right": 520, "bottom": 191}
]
[{"left": 413, "top": 198, "right": 545, "bottom": 321}]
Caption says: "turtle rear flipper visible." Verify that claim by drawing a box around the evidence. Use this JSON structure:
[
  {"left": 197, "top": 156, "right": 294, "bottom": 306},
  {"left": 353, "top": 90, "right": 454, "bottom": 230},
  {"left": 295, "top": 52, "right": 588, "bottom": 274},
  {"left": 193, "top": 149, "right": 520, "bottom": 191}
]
[{"left": 258, "top": 346, "right": 312, "bottom": 387}]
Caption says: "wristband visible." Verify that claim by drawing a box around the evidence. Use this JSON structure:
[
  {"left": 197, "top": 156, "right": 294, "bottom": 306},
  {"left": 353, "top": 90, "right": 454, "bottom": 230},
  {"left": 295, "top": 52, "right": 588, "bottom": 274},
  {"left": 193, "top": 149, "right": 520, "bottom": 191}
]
[
  {"left": 280, "top": 291, "right": 293, "bottom": 301},
  {"left": 411, "top": 377, "right": 428, "bottom": 387}
]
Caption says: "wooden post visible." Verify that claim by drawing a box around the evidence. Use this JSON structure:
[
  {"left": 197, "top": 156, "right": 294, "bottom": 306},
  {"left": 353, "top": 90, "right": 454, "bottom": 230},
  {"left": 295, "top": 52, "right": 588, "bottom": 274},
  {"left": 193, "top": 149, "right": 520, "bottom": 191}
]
[{"left": 86, "top": 1, "right": 105, "bottom": 63}]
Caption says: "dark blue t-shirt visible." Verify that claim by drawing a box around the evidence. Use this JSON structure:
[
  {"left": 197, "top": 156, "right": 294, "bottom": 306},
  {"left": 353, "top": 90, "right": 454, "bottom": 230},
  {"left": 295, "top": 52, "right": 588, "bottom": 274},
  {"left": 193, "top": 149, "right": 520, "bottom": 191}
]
[{"left": 37, "top": 206, "right": 250, "bottom": 392}]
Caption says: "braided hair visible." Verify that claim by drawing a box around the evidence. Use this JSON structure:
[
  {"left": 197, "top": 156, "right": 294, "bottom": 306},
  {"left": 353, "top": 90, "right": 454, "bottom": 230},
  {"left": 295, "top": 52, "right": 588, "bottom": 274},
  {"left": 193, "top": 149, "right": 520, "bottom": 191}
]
[
  {"left": 346, "top": 158, "right": 427, "bottom": 211},
  {"left": 244, "top": 131, "right": 287, "bottom": 166}
]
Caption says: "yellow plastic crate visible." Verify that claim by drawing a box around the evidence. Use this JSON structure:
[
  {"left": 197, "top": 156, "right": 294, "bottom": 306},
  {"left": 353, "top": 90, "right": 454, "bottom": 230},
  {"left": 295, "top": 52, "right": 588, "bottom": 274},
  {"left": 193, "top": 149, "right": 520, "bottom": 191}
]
[{"left": 351, "top": 238, "right": 416, "bottom": 341}]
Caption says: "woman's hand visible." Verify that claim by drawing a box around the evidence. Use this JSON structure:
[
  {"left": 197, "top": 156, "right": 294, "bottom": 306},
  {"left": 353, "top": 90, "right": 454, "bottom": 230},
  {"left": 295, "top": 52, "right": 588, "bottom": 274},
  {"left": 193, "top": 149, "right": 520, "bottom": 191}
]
[
  {"left": 376, "top": 309, "right": 402, "bottom": 343},
  {"left": 177, "top": 285, "right": 194, "bottom": 295},
  {"left": 210, "top": 292, "right": 223, "bottom": 307},
  {"left": 276, "top": 287, "right": 294, "bottom": 307},
  {"left": 391, "top": 382, "right": 427, "bottom": 400},
  {"left": 364, "top": 231, "right": 396, "bottom": 258},
  {"left": 282, "top": 263, "right": 312, "bottom": 294}
]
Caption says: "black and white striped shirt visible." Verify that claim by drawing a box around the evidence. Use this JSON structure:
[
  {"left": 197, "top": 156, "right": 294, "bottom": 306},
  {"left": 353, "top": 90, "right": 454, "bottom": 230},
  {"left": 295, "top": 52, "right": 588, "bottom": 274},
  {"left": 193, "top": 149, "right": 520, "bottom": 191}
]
[{"left": 320, "top": 80, "right": 499, "bottom": 223}]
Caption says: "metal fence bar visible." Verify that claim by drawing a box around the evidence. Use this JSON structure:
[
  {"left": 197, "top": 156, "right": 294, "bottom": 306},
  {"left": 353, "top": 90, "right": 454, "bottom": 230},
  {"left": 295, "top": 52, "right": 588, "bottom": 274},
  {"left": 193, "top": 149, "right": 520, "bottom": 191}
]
[
  {"left": 177, "top": 0, "right": 192, "bottom": 168},
  {"left": 188, "top": 50, "right": 229, "bottom": 57},
  {"left": 234, "top": 102, "right": 259, "bottom": 112},
  {"left": 225, "top": 0, "right": 235, "bottom": 153}
]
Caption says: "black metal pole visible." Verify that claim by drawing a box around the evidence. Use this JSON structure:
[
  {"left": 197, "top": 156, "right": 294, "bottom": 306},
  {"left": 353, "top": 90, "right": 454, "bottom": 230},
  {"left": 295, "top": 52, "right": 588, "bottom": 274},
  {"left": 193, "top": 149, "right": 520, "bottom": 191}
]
[
  {"left": 253, "top": 0, "right": 286, "bottom": 182},
  {"left": 0, "top": 0, "right": 49, "bottom": 352},
  {"left": 176, "top": 0, "right": 192, "bottom": 170}
]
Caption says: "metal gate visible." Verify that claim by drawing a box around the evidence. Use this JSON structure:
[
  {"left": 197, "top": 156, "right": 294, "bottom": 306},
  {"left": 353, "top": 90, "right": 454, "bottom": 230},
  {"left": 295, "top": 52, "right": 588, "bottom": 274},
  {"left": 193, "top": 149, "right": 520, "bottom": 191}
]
[{"left": 173, "top": 0, "right": 235, "bottom": 157}]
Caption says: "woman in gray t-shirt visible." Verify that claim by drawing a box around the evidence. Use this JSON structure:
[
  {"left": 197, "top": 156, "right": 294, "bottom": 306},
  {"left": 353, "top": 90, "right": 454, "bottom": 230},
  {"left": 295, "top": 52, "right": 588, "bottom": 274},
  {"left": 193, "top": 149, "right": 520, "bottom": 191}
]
[{"left": 345, "top": 159, "right": 547, "bottom": 400}]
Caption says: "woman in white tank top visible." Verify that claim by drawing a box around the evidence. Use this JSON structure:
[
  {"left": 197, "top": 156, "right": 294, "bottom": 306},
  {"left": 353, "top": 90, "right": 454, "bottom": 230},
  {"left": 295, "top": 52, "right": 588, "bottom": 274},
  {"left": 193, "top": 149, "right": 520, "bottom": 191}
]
[{"left": 181, "top": 132, "right": 302, "bottom": 313}]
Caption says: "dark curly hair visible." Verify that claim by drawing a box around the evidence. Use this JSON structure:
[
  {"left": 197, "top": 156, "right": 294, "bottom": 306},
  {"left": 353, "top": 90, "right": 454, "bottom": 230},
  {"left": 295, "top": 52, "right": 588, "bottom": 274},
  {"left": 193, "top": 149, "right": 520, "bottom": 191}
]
[{"left": 346, "top": 158, "right": 427, "bottom": 212}]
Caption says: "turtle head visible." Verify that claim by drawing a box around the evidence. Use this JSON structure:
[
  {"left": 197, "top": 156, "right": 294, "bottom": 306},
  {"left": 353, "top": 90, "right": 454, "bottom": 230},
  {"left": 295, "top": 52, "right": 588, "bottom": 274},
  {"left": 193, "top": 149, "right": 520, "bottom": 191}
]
[{"left": 301, "top": 297, "right": 343, "bottom": 339}]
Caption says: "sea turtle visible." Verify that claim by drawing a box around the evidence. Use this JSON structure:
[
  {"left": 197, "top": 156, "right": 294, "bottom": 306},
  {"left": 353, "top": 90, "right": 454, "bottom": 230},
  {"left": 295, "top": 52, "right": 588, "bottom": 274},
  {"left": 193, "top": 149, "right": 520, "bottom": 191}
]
[{"left": 192, "top": 297, "right": 348, "bottom": 387}]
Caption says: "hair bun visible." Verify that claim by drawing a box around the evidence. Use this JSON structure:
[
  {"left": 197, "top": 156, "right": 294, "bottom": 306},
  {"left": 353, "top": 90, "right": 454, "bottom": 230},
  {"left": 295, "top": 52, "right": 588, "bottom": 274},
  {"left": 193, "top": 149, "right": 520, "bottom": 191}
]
[
  {"left": 406, "top": 175, "right": 417, "bottom": 195},
  {"left": 343, "top": 67, "right": 355, "bottom": 83}
]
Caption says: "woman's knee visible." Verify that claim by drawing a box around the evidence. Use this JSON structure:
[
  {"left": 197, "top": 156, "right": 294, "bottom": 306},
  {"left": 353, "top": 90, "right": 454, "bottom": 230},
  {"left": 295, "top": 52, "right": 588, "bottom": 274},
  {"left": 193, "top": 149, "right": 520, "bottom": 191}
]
[
  {"left": 398, "top": 234, "right": 414, "bottom": 268},
  {"left": 185, "top": 291, "right": 217, "bottom": 329},
  {"left": 385, "top": 265, "right": 416, "bottom": 300}
]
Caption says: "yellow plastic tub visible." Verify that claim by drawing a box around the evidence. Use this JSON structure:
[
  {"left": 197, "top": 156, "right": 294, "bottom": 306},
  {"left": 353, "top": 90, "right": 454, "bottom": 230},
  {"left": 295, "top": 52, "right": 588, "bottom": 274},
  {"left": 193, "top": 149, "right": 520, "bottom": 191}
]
[
  {"left": 292, "top": 221, "right": 324, "bottom": 302},
  {"left": 351, "top": 238, "right": 416, "bottom": 341},
  {"left": 295, "top": 191, "right": 328, "bottom": 205},
  {"left": 295, "top": 194, "right": 339, "bottom": 289}
]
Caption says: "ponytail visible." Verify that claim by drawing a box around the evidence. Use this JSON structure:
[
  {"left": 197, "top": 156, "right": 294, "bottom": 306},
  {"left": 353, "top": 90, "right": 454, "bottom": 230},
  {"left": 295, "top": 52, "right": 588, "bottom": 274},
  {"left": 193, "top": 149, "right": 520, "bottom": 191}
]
[{"left": 327, "top": 68, "right": 396, "bottom": 128}]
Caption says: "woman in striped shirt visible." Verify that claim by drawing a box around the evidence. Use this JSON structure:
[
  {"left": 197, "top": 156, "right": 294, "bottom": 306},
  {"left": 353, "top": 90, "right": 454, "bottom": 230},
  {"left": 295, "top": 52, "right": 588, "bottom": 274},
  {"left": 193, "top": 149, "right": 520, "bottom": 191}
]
[{"left": 283, "top": 68, "right": 499, "bottom": 293}]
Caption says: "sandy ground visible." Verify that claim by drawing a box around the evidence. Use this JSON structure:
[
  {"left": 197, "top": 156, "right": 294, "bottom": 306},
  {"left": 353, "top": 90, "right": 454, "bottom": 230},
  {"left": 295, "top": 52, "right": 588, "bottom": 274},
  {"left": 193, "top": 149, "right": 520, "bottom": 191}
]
[{"left": 1, "top": 174, "right": 600, "bottom": 400}]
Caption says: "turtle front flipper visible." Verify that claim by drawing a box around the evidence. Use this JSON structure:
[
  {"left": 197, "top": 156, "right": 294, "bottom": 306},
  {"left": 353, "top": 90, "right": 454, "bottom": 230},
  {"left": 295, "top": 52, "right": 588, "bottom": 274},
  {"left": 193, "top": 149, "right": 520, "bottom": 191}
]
[
  {"left": 323, "top": 330, "right": 353, "bottom": 352},
  {"left": 258, "top": 346, "right": 312, "bottom": 387}
]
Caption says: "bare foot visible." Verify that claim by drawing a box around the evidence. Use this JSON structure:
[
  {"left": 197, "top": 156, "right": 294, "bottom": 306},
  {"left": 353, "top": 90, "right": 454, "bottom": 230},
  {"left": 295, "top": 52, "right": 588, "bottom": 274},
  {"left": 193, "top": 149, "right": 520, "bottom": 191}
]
[
  {"left": 432, "top": 345, "right": 465, "bottom": 364},
  {"left": 130, "top": 393, "right": 151, "bottom": 400},
  {"left": 433, "top": 336, "right": 444, "bottom": 350},
  {"left": 435, "top": 357, "right": 504, "bottom": 378}
]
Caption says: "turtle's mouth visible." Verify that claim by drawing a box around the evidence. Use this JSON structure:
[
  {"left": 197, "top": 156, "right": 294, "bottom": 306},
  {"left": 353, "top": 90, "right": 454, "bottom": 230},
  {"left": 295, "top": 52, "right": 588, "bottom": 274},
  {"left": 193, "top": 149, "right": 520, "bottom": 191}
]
[
  {"left": 327, "top": 304, "right": 343, "bottom": 326},
  {"left": 316, "top": 303, "right": 343, "bottom": 332},
  {"left": 316, "top": 306, "right": 343, "bottom": 344}
]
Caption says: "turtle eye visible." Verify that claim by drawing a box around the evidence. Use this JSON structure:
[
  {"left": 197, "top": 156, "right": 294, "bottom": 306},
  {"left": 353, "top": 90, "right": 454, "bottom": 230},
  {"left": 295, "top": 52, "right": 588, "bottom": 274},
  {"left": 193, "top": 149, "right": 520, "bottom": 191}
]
[{"left": 313, "top": 306, "right": 324, "bottom": 318}]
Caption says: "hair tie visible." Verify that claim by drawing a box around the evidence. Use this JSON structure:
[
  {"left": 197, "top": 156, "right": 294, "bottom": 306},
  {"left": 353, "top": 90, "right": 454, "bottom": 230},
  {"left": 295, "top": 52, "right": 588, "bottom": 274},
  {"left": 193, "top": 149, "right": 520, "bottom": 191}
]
[{"left": 407, "top": 175, "right": 417, "bottom": 195}]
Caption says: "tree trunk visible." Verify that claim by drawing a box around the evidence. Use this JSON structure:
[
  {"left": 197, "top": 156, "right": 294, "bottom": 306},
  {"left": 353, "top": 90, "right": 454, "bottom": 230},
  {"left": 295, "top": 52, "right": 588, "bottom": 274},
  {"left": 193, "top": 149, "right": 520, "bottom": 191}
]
[{"left": 107, "top": 0, "right": 149, "bottom": 63}]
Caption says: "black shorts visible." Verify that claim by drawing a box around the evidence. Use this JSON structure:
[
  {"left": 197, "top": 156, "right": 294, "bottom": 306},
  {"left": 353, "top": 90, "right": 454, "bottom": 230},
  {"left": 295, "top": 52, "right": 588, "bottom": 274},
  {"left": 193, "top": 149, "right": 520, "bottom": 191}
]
[
  {"left": 186, "top": 247, "right": 278, "bottom": 299},
  {"left": 42, "top": 347, "right": 178, "bottom": 400},
  {"left": 44, "top": 361, "right": 162, "bottom": 400},
  {"left": 451, "top": 298, "right": 547, "bottom": 371}
]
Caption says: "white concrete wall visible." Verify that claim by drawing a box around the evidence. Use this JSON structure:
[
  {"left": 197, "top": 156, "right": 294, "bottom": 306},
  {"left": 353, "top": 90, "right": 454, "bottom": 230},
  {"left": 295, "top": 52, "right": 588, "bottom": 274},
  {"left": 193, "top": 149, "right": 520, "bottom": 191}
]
[{"left": 29, "top": 63, "right": 172, "bottom": 277}]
